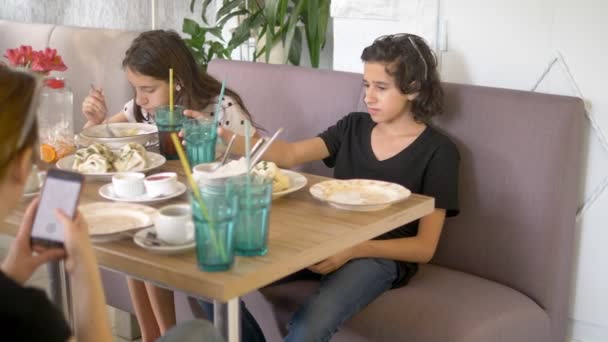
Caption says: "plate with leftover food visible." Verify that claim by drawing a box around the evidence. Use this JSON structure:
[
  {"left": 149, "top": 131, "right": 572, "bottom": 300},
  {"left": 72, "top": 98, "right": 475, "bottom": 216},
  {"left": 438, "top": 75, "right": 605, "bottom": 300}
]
[
  {"left": 251, "top": 161, "right": 307, "bottom": 199},
  {"left": 56, "top": 143, "right": 165, "bottom": 180},
  {"left": 309, "top": 179, "right": 411, "bottom": 211}
]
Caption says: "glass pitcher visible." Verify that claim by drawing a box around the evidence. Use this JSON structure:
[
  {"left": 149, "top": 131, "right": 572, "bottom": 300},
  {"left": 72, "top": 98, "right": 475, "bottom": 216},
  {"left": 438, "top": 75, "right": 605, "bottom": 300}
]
[{"left": 37, "top": 76, "right": 76, "bottom": 163}]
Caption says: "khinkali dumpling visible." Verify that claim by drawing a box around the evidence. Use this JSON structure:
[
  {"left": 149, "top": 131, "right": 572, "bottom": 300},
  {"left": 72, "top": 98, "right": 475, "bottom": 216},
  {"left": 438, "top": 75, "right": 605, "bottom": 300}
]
[
  {"left": 114, "top": 143, "right": 147, "bottom": 172},
  {"left": 77, "top": 154, "right": 111, "bottom": 173}
]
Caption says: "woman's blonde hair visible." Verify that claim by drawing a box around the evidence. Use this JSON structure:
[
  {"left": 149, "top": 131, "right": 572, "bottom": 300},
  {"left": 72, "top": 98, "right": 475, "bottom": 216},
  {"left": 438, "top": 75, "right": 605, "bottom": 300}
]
[{"left": 0, "top": 66, "right": 39, "bottom": 179}]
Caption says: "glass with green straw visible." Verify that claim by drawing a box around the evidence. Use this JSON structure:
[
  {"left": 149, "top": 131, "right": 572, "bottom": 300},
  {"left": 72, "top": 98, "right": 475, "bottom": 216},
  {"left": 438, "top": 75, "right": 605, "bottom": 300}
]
[{"left": 170, "top": 133, "right": 236, "bottom": 271}]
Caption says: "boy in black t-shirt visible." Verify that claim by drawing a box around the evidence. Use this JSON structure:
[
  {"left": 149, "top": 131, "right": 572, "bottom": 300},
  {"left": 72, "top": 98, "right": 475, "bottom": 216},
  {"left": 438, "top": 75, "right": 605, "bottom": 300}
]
[{"left": 213, "top": 33, "right": 460, "bottom": 341}]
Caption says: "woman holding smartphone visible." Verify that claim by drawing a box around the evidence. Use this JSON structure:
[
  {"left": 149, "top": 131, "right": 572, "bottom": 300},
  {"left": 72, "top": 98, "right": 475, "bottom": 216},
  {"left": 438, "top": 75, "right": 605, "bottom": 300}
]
[{"left": 0, "top": 67, "right": 222, "bottom": 342}]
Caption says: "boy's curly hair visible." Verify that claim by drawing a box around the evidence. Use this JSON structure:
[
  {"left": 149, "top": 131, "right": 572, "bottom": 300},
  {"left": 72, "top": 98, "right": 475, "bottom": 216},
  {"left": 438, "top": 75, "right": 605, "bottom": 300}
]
[{"left": 361, "top": 34, "right": 443, "bottom": 123}]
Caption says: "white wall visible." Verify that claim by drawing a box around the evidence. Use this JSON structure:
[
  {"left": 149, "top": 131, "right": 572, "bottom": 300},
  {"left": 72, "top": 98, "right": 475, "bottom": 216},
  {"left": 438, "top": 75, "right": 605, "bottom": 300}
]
[
  {"left": 334, "top": 1, "right": 608, "bottom": 342},
  {"left": 332, "top": 0, "right": 438, "bottom": 73},
  {"left": 441, "top": 3, "right": 608, "bottom": 342}
]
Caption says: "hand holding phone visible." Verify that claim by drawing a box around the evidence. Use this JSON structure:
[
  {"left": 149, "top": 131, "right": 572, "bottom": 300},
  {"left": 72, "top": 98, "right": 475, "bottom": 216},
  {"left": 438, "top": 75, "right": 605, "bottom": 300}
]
[
  {"left": 31, "top": 168, "right": 84, "bottom": 248},
  {"left": 1, "top": 198, "right": 66, "bottom": 284}
]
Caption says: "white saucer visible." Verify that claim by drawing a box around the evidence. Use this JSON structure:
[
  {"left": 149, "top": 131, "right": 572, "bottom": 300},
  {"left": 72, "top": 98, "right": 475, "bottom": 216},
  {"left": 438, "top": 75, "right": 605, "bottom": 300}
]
[
  {"left": 133, "top": 227, "right": 195, "bottom": 254},
  {"left": 99, "top": 182, "right": 187, "bottom": 203}
]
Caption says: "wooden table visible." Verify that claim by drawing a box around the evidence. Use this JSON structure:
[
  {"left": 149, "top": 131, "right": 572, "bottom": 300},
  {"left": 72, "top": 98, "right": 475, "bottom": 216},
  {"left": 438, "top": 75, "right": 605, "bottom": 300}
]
[{"left": 1, "top": 161, "right": 434, "bottom": 341}]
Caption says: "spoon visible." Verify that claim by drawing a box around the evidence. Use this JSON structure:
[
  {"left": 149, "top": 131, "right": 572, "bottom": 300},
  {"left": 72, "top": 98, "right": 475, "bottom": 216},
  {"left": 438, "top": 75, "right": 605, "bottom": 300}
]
[
  {"left": 249, "top": 128, "right": 284, "bottom": 171},
  {"left": 249, "top": 137, "right": 266, "bottom": 161}
]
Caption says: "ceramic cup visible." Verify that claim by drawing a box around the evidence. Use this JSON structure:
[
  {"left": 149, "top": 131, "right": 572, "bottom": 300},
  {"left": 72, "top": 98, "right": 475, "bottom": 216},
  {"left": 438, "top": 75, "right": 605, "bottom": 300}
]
[
  {"left": 192, "top": 160, "right": 246, "bottom": 186},
  {"left": 144, "top": 172, "right": 178, "bottom": 198},
  {"left": 155, "top": 204, "right": 195, "bottom": 245},
  {"left": 112, "top": 172, "right": 145, "bottom": 198}
]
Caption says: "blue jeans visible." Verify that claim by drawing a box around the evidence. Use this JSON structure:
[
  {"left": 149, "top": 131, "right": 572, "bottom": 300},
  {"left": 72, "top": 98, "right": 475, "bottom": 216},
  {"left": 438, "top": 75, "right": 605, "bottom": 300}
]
[{"left": 199, "top": 258, "right": 399, "bottom": 342}]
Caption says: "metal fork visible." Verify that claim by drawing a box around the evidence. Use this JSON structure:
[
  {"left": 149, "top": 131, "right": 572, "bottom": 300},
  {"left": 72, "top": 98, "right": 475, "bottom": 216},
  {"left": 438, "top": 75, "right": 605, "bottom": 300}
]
[{"left": 91, "top": 84, "right": 116, "bottom": 137}]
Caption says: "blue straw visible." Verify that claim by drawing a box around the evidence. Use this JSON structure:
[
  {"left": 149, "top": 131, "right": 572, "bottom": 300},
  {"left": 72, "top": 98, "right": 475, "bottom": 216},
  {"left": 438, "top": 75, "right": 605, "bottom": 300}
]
[
  {"left": 244, "top": 121, "right": 252, "bottom": 244},
  {"left": 214, "top": 79, "right": 226, "bottom": 126}
]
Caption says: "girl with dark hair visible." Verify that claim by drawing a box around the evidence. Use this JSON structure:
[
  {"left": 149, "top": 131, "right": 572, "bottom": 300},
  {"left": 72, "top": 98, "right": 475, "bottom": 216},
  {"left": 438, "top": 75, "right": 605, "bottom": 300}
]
[
  {"left": 82, "top": 29, "right": 256, "bottom": 136},
  {"left": 81, "top": 30, "right": 258, "bottom": 342},
  {"left": 211, "top": 33, "right": 460, "bottom": 341}
]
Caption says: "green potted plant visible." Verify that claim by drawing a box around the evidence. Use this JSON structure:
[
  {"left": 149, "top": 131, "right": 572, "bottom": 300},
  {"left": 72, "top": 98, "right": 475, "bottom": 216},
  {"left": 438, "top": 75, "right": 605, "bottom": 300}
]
[
  {"left": 187, "top": 0, "right": 330, "bottom": 68},
  {"left": 182, "top": 0, "right": 252, "bottom": 69}
]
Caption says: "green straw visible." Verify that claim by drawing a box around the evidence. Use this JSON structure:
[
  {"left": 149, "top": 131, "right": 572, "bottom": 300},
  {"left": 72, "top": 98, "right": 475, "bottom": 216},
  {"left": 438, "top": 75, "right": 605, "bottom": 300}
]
[{"left": 213, "top": 79, "right": 226, "bottom": 127}]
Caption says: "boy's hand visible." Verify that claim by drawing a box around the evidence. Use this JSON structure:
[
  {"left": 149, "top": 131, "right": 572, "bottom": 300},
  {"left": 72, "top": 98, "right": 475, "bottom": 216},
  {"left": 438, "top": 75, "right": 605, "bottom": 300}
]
[{"left": 308, "top": 247, "right": 355, "bottom": 275}]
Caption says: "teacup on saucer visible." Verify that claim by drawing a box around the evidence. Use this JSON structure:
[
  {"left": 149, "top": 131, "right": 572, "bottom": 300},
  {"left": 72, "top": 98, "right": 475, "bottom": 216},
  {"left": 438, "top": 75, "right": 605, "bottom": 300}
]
[
  {"left": 154, "top": 204, "right": 195, "bottom": 245},
  {"left": 99, "top": 182, "right": 187, "bottom": 203}
]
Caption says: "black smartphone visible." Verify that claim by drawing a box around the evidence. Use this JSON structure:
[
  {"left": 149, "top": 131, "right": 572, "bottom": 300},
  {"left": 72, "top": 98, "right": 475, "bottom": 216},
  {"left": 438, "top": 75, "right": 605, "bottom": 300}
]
[{"left": 31, "top": 168, "right": 84, "bottom": 248}]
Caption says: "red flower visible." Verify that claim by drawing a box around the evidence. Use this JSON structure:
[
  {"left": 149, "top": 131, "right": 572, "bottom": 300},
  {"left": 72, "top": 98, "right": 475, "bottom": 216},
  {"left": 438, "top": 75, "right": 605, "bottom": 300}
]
[{"left": 3, "top": 45, "right": 67, "bottom": 73}]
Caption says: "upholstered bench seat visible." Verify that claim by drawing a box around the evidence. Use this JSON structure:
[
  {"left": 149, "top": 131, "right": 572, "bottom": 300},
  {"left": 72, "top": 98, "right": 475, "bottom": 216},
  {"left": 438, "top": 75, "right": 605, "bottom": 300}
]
[{"left": 262, "top": 264, "right": 548, "bottom": 341}]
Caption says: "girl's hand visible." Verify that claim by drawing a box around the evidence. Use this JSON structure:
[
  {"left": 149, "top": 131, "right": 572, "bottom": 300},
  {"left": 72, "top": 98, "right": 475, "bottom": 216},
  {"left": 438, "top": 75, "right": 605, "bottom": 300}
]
[
  {"left": 308, "top": 247, "right": 356, "bottom": 275},
  {"left": 216, "top": 126, "right": 233, "bottom": 144},
  {"left": 1, "top": 198, "right": 66, "bottom": 285},
  {"left": 82, "top": 87, "right": 107, "bottom": 125},
  {"left": 181, "top": 109, "right": 214, "bottom": 145},
  {"left": 183, "top": 109, "right": 207, "bottom": 119},
  {"left": 55, "top": 209, "right": 96, "bottom": 274}
]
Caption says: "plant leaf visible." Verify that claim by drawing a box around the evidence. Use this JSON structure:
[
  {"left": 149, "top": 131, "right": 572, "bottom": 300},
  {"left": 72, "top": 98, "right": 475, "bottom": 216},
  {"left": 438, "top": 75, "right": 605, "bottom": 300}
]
[
  {"left": 200, "top": 0, "right": 214, "bottom": 24},
  {"left": 228, "top": 10, "right": 263, "bottom": 49},
  {"left": 217, "top": 0, "right": 242, "bottom": 21},
  {"left": 217, "top": 9, "right": 249, "bottom": 28},
  {"left": 318, "top": 0, "right": 330, "bottom": 49},
  {"left": 208, "top": 26, "right": 225, "bottom": 41},
  {"left": 182, "top": 18, "right": 200, "bottom": 37},
  {"left": 288, "top": 26, "right": 302, "bottom": 65},
  {"left": 281, "top": 0, "right": 305, "bottom": 63},
  {"left": 304, "top": 0, "right": 321, "bottom": 67}
]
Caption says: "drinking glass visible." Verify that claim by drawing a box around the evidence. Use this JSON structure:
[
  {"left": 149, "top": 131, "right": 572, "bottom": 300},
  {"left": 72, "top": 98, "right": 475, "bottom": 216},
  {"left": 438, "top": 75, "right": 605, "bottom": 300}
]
[
  {"left": 232, "top": 176, "right": 273, "bottom": 256},
  {"left": 190, "top": 182, "right": 238, "bottom": 271},
  {"left": 155, "top": 105, "right": 185, "bottom": 160},
  {"left": 183, "top": 117, "right": 217, "bottom": 166}
]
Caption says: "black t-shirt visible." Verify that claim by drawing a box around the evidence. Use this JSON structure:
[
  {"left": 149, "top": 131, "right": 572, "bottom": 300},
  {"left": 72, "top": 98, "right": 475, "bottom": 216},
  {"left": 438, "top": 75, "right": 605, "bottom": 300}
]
[
  {"left": 0, "top": 271, "right": 72, "bottom": 341},
  {"left": 318, "top": 112, "right": 460, "bottom": 286}
]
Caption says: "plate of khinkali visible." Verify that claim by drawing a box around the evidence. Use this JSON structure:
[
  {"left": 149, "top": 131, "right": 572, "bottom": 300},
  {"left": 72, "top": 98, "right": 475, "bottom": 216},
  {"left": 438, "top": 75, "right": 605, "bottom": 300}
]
[{"left": 56, "top": 143, "right": 165, "bottom": 180}]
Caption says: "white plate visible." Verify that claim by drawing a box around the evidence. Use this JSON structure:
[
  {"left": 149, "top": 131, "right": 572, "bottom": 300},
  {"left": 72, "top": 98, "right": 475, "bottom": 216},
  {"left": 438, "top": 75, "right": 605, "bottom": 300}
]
[
  {"left": 79, "top": 122, "right": 158, "bottom": 149},
  {"left": 272, "top": 169, "right": 308, "bottom": 199},
  {"left": 133, "top": 227, "right": 195, "bottom": 255},
  {"left": 99, "top": 181, "right": 187, "bottom": 203},
  {"left": 80, "top": 202, "right": 157, "bottom": 242},
  {"left": 56, "top": 151, "right": 166, "bottom": 180},
  {"left": 309, "top": 179, "right": 411, "bottom": 211}
]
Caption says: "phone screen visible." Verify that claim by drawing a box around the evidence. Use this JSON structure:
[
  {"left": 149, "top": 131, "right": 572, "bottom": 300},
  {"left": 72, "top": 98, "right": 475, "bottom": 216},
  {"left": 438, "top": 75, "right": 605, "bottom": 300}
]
[{"left": 31, "top": 169, "right": 84, "bottom": 247}]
